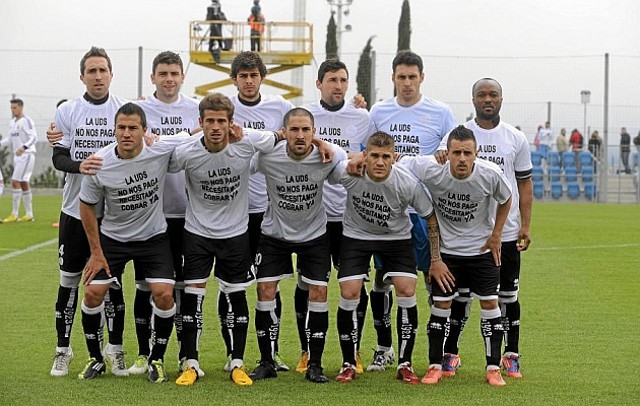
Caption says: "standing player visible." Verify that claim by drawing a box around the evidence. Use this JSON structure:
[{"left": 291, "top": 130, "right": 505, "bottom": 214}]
[
  {"left": 366, "top": 51, "right": 456, "bottom": 371},
  {"left": 78, "top": 102, "right": 189, "bottom": 382},
  {"left": 49, "top": 47, "right": 129, "bottom": 378},
  {"left": 128, "top": 50, "right": 200, "bottom": 376},
  {"left": 302, "top": 59, "right": 372, "bottom": 374},
  {"left": 229, "top": 51, "right": 294, "bottom": 372},
  {"left": 172, "top": 93, "right": 283, "bottom": 387},
  {"left": 249, "top": 108, "right": 346, "bottom": 384},
  {"left": 435, "top": 78, "right": 532, "bottom": 379},
  {"left": 1, "top": 99, "right": 37, "bottom": 223},
  {"left": 399, "top": 126, "right": 512, "bottom": 387},
  {"left": 329, "top": 131, "right": 440, "bottom": 384}
]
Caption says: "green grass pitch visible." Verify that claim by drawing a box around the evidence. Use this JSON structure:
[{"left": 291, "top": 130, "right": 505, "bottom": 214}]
[{"left": 0, "top": 195, "right": 638, "bottom": 405}]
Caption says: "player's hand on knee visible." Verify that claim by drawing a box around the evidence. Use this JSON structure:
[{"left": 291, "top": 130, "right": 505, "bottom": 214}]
[
  {"left": 481, "top": 235, "right": 502, "bottom": 266},
  {"left": 429, "top": 259, "right": 454, "bottom": 293}
]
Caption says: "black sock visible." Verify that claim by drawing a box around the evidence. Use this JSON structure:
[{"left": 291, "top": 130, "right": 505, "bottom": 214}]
[
  {"left": 149, "top": 304, "right": 175, "bottom": 362},
  {"left": 356, "top": 286, "right": 369, "bottom": 351},
  {"left": 174, "top": 286, "right": 185, "bottom": 359},
  {"left": 294, "top": 285, "right": 309, "bottom": 352},
  {"left": 443, "top": 299, "right": 470, "bottom": 355},
  {"left": 274, "top": 290, "right": 282, "bottom": 354},
  {"left": 182, "top": 287, "right": 205, "bottom": 361},
  {"left": 396, "top": 296, "right": 418, "bottom": 365},
  {"left": 481, "top": 308, "right": 504, "bottom": 367},
  {"left": 55, "top": 285, "right": 79, "bottom": 348},
  {"left": 218, "top": 291, "right": 231, "bottom": 357},
  {"left": 307, "top": 302, "right": 328, "bottom": 367},
  {"left": 370, "top": 289, "right": 393, "bottom": 348},
  {"left": 337, "top": 298, "right": 359, "bottom": 365},
  {"left": 222, "top": 291, "right": 250, "bottom": 361},
  {"left": 81, "top": 301, "right": 104, "bottom": 361},
  {"left": 105, "top": 287, "right": 125, "bottom": 345},
  {"left": 133, "top": 287, "right": 152, "bottom": 356},
  {"left": 255, "top": 300, "right": 277, "bottom": 363},
  {"left": 427, "top": 306, "right": 450, "bottom": 365},
  {"left": 503, "top": 300, "right": 521, "bottom": 354}
]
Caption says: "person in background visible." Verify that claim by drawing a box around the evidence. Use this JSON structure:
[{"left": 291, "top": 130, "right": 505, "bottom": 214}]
[
  {"left": 620, "top": 127, "right": 631, "bottom": 174},
  {"left": 248, "top": 0, "right": 265, "bottom": 52},
  {"left": 588, "top": 130, "right": 602, "bottom": 174},
  {"left": 536, "top": 121, "right": 553, "bottom": 159},
  {"left": 555, "top": 128, "right": 568, "bottom": 168}
]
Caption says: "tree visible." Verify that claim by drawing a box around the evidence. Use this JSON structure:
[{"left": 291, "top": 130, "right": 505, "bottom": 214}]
[
  {"left": 398, "top": 0, "right": 411, "bottom": 52},
  {"left": 356, "top": 36, "right": 375, "bottom": 110},
  {"left": 326, "top": 12, "right": 338, "bottom": 60}
]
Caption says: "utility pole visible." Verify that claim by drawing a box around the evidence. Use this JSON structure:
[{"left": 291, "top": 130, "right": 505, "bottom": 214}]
[{"left": 327, "top": 0, "right": 353, "bottom": 59}]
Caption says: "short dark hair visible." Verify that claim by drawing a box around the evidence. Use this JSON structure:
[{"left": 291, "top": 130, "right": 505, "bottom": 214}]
[
  {"left": 472, "top": 77, "right": 502, "bottom": 96},
  {"left": 366, "top": 131, "right": 394, "bottom": 150},
  {"left": 80, "top": 46, "right": 112, "bottom": 75},
  {"left": 317, "top": 59, "right": 348, "bottom": 82},
  {"left": 447, "top": 125, "right": 476, "bottom": 149},
  {"left": 152, "top": 51, "right": 184, "bottom": 74},
  {"left": 392, "top": 51, "right": 423, "bottom": 74},
  {"left": 115, "top": 102, "right": 147, "bottom": 128},
  {"left": 231, "top": 51, "right": 267, "bottom": 78},
  {"left": 283, "top": 107, "right": 314, "bottom": 128},
  {"left": 10, "top": 98, "right": 23, "bottom": 107},
  {"left": 199, "top": 93, "right": 235, "bottom": 120}
]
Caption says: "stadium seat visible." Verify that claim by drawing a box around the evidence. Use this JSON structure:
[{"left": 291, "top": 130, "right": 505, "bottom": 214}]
[
  {"left": 562, "top": 151, "right": 576, "bottom": 167},
  {"left": 584, "top": 182, "right": 597, "bottom": 200},
  {"left": 581, "top": 166, "right": 594, "bottom": 183},
  {"left": 532, "top": 166, "right": 544, "bottom": 182},
  {"left": 549, "top": 166, "right": 561, "bottom": 182},
  {"left": 579, "top": 151, "right": 593, "bottom": 167},
  {"left": 567, "top": 182, "right": 580, "bottom": 199},
  {"left": 565, "top": 166, "right": 578, "bottom": 182},
  {"left": 531, "top": 151, "right": 543, "bottom": 167},
  {"left": 547, "top": 151, "right": 560, "bottom": 167},
  {"left": 533, "top": 181, "right": 544, "bottom": 199},
  {"left": 551, "top": 182, "right": 563, "bottom": 199}
]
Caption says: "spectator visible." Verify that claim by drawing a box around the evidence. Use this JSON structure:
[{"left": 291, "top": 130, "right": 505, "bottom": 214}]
[
  {"left": 588, "top": 130, "right": 602, "bottom": 173},
  {"left": 556, "top": 128, "right": 569, "bottom": 167},
  {"left": 620, "top": 127, "right": 631, "bottom": 174},
  {"left": 537, "top": 121, "right": 553, "bottom": 159},
  {"left": 248, "top": 1, "right": 265, "bottom": 52},
  {"left": 569, "top": 128, "right": 584, "bottom": 171},
  {"left": 206, "top": 0, "right": 227, "bottom": 62},
  {"left": 633, "top": 131, "right": 640, "bottom": 171}
]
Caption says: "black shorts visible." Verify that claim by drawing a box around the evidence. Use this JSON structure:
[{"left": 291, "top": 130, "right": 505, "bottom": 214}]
[
  {"left": 499, "top": 240, "right": 521, "bottom": 299},
  {"left": 166, "top": 218, "right": 185, "bottom": 282},
  {"left": 182, "top": 230, "right": 255, "bottom": 289},
  {"left": 338, "top": 236, "right": 416, "bottom": 284},
  {"left": 248, "top": 212, "right": 264, "bottom": 259},
  {"left": 255, "top": 233, "right": 331, "bottom": 286},
  {"left": 91, "top": 232, "right": 175, "bottom": 286},
  {"left": 58, "top": 212, "right": 91, "bottom": 275},
  {"left": 326, "top": 221, "right": 343, "bottom": 269},
  {"left": 431, "top": 252, "right": 500, "bottom": 301}
]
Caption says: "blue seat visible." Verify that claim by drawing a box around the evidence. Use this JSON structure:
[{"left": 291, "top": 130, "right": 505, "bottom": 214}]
[
  {"left": 533, "top": 181, "right": 544, "bottom": 199},
  {"left": 548, "top": 151, "right": 560, "bottom": 167},
  {"left": 532, "top": 166, "right": 544, "bottom": 182},
  {"left": 551, "top": 182, "right": 563, "bottom": 199},
  {"left": 581, "top": 166, "right": 594, "bottom": 183},
  {"left": 567, "top": 182, "right": 580, "bottom": 199},
  {"left": 549, "top": 166, "right": 561, "bottom": 182},
  {"left": 565, "top": 166, "right": 578, "bottom": 182},
  {"left": 531, "top": 151, "right": 543, "bottom": 167},
  {"left": 579, "top": 151, "right": 593, "bottom": 167},
  {"left": 562, "top": 151, "right": 576, "bottom": 167},
  {"left": 584, "top": 182, "right": 596, "bottom": 200}
]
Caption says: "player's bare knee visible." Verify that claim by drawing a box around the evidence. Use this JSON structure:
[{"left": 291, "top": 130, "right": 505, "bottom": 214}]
[
  {"left": 479, "top": 299, "right": 499, "bottom": 310},
  {"left": 433, "top": 299, "right": 452, "bottom": 310},
  {"left": 83, "top": 286, "right": 107, "bottom": 307},
  {"left": 257, "top": 281, "right": 277, "bottom": 300},
  {"left": 308, "top": 285, "right": 327, "bottom": 302},
  {"left": 151, "top": 288, "right": 175, "bottom": 310}
]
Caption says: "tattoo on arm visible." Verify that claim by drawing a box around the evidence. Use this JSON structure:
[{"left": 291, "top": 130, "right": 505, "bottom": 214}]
[{"left": 427, "top": 221, "right": 442, "bottom": 262}]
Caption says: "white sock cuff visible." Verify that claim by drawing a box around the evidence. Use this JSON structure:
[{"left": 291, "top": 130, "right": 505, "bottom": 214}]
[
  {"left": 256, "top": 299, "right": 277, "bottom": 312},
  {"left": 481, "top": 307, "right": 501, "bottom": 320},
  {"left": 430, "top": 305, "right": 451, "bottom": 318},
  {"left": 396, "top": 295, "right": 417, "bottom": 308},
  {"left": 308, "top": 301, "right": 329, "bottom": 313},
  {"left": 185, "top": 286, "right": 207, "bottom": 296},
  {"left": 338, "top": 297, "right": 359, "bottom": 311},
  {"left": 153, "top": 302, "right": 176, "bottom": 318},
  {"left": 81, "top": 301, "right": 104, "bottom": 315}
]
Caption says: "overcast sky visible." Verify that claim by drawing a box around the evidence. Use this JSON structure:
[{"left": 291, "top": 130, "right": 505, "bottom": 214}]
[{"left": 2, "top": 0, "right": 640, "bottom": 141}]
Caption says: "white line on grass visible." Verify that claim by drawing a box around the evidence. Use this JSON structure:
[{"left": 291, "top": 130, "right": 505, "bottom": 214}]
[
  {"left": 532, "top": 243, "right": 640, "bottom": 251},
  {"left": 0, "top": 238, "right": 57, "bottom": 261}
]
